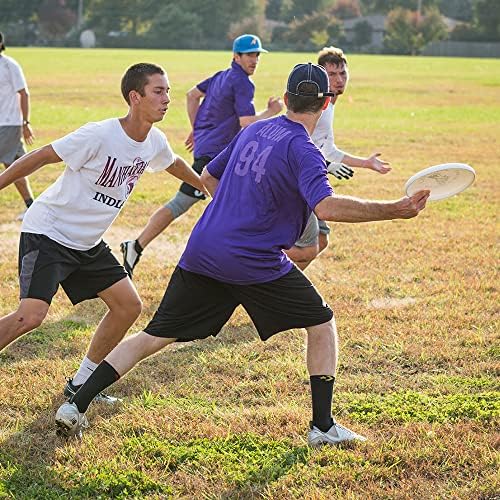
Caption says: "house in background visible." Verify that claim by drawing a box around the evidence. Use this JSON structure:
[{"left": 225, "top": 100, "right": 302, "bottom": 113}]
[{"left": 342, "top": 14, "right": 386, "bottom": 51}]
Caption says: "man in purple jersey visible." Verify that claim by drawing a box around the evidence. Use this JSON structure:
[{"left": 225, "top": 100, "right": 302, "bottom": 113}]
[
  {"left": 55, "top": 63, "right": 429, "bottom": 445},
  {"left": 120, "top": 34, "right": 283, "bottom": 277}
]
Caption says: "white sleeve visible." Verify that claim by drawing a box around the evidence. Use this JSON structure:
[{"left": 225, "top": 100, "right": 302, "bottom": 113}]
[
  {"left": 9, "top": 59, "right": 28, "bottom": 92},
  {"left": 51, "top": 122, "right": 101, "bottom": 172},
  {"left": 147, "top": 129, "right": 176, "bottom": 172},
  {"left": 311, "top": 104, "right": 345, "bottom": 164}
]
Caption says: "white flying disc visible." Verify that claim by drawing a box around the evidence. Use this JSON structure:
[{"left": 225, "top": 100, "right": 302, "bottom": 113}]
[{"left": 405, "top": 163, "right": 475, "bottom": 201}]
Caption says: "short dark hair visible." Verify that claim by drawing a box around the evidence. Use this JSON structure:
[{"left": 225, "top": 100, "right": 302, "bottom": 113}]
[
  {"left": 0, "top": 32, "right": 5, "bottom": 53},
  {"left": 286, "top": 82, "right": 327, "bottom": 114},
  {"left": 317, "top": 46, "right": 347, "bottom": 68},
  {"left": 121, "top": 63, "right": 165, "bottom": 104}
]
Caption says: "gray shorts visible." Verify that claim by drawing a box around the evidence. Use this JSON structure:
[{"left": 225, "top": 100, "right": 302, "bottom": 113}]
[
  {"left": 294, "top": 213, "right": 330, "bottom": 248},
  {"left": 0, "top": 126, "right": 26, "bottom": 165}
]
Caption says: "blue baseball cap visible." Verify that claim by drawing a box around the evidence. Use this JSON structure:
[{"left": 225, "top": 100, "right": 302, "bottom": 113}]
[
  {"left": 233, "top": 34, "right": 268, "bottom": 54},
  {"left": 287, "top": 63, "right": 336, "bottom": 98}
]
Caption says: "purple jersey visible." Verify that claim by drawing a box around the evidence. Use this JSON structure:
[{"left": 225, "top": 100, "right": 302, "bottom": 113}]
[
  {"left": 179, "top": 115, "right": 334, "bottom": 284},
  {"left": 193, "top": 61, "right": 256, "bottom": 159}
]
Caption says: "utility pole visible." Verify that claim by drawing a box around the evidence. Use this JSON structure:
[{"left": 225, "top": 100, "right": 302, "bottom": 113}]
[{"left": 77, "top": 0, "right": 84, "bottom": 29}]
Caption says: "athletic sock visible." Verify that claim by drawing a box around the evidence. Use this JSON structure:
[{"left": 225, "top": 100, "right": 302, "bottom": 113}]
[
  {"left": 134, "top": 240, "right": 143, "bottom": 254},
  {"left": 71, "top": 360, "right": 120, "bottom": 413},
  {"left": 310, "top": 375, "right": 336, "bottom": 432},
  {"left": 72, "top": 356, "right": 98, "bottom": 386},
  {"left": 25, "top": 197, "right": 33, "bottom": 208}
]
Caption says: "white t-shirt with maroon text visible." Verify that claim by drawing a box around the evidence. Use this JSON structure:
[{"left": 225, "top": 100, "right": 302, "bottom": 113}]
[{"left": 22, "top": 118, "right": 175, "bottom": 250}]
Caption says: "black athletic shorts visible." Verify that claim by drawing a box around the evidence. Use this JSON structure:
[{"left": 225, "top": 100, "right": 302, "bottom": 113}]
[
  {"left": 18, "top": 232, "right": 128, "bottom": 305},
  {"left": 144, "top": 266, "right": 333, "bottom": 342},
  {"left": 179, "top": 156, "right": 212, "bottom": 200}
]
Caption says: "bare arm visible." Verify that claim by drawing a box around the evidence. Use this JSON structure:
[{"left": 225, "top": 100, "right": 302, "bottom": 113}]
[
  {"left": 315, "top": 190, "right": 430, "bottom": 223},
  {"left": 0, "top": 145, "right": 61, "bottom": 191},
  {"left": 166, "top": 156, "right": 209, "bottom": 196},
  {"left": 239, "top": 96, "right": 283, "bottom": 128},
  {"left": 185, "top": 86, "right": 205, "bottom": 152},
  {"left": 18, "top": 89, "right": 35, "bottom": 146},
  {"left": 200, "top": 166, "right": 219, "bottom": 197},
  {"left": 342, "top": 152, "right": 391, "bottom": 174}
]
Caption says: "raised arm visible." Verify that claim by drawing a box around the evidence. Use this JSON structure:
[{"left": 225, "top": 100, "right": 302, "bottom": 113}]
[
  {"left": 239, "top": 96, "right": 283, "bottom": 128},
  {"left": 314, "top": 190, "right": 430, "bottom": 223},
  {"left": 185, "top": 86, "right": 205, "bottom": 152},
  {"left": 166, "top": 156, "right": 209, "bottom": 196},
  {"left": 0, "top": 145, "right": 61, "bottom": 191}
]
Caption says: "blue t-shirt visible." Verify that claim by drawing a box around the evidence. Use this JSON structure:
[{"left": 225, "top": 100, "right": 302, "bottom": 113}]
[
  {"left": 193, "top": 61, "right": 256, "bottom": 159},
  {"left": 179, "top": 115, "right": 334, "bottom": 284}
]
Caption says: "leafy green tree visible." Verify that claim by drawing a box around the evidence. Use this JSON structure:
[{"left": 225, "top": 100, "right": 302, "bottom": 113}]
[
  {"left": 384, "top": 6, "right": 446, "bottom": 54},
  {"left": 474, "top": 0, "right": 500, "bottom": 40},
  {"left": 353, "top": 20, "right": 373, "bottom": 46}
]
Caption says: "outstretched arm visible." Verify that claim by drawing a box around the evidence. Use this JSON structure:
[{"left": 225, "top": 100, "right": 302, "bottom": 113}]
[
  {"left": 0, "top": 145, "right": 61, "bottom": 191},
  {"left": 239, "top": 96, "right": 283, "bottom": 128},
  {"left": 342, "top": 152, "right": 391, "bottom": 174},
  {"left": 166, "top": 156, "right": 209, "bottom": 196},
  {"left": 315, "top": 190, "right": 429, "bottom": 223}
]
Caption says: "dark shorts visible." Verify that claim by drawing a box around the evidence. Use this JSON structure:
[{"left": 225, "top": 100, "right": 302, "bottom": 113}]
[
  {"left": 0, "top": 126, "right": 26, "bottom": 165},
  {"left": 144, "top": 266, "right": 333, "bottom": 342},
  {"left": 179, "top": 156, "right": 212, "bottom": 200},
  {"left": 18, "top": 233, "right": 129, "bottom": 305}
]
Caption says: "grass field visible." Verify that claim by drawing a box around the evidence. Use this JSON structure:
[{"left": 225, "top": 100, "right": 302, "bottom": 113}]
[{"left": 0, "top": 48, "right": 499, "bottom": 499}]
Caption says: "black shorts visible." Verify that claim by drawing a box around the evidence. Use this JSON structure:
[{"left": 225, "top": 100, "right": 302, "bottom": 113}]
[
  {"left": 144, "top": 266, "right": 333, "bottom": 342},
  {"left": 179, "top": 156, "right": 212, "bottom": 200},
  {"left": 18, "top": 233, "right": 128, "bottom": 305}
]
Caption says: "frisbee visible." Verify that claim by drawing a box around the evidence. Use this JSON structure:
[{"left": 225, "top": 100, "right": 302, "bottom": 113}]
[{"left": 405, "top": 163, "right": 475, "bottom": 201}]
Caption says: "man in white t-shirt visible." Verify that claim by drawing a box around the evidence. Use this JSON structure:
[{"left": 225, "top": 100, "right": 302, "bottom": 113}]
[
  {"left": 285, "top": 46, "right": 391, "bottom": 269},
  {"left": 0, "top": 32, "right": 36, "bottom": 219},
  {"left": 0, "top": 62, "right": 207, "bottom": 402}
]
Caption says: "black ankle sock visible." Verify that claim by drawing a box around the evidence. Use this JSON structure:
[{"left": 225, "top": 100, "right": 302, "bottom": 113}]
[
  {"left": 25, "top": 197, "right": 33, "bottom": 208},
  {"left": 310, "top": 375, "right": 335, "bottom": 432},
  {"left": 134, "top": 240, "right": 143, "bottom": 254},
  {"left": 71, "top": 360, "right": 120, "bottom": 413}
]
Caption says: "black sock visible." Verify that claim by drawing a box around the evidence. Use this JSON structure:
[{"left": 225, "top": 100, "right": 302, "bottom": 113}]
[
  {"left": 310, "top": 375, "right": 335, "bottom": 432},
  {"left": 134, "top": 240, "right": 143, "bottom": 254},
  {"left": 25, "top": 197, "right": 33, "bottom": 208},
  {"left": 71, "top": 360, "right": 120, "bottom": 413}
]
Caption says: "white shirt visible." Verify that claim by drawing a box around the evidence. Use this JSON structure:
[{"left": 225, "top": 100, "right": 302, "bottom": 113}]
[
  {"left": 311, "top": 102, "right": 345, "bottom": 164},
  {"left": 0, "top": 55, "right": 28, "bottom": 126},
  {"left": 22, "top": 118, "right": 175, "bottom": 250}
]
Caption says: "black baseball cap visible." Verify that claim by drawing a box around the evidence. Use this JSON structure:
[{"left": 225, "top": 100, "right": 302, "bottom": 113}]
[{"left": 287, "top": 62, "right": 336, "bottom": 98}]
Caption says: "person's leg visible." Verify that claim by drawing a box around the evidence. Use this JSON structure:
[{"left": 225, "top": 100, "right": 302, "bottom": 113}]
[
  {"left": 285, "top": 213, "right": 320, "bottom": 270},
  {"left": 284, "top": 244, "right": 319, "bottom": 270},
  {"left": 70, "top": 278, "right": 142, "bottom": 386},
  {"left": 306, "top": 319, "right": 366, "bottom": 444},
  {"left": 0, "top": 298, "right": 50, "bottom": 352},
  {"left": 121, "top": 157, "right": 211, "bottom": 276}
]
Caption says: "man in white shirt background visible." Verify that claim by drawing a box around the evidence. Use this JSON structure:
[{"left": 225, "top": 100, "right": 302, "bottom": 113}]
[
  {"left": 285, "top": 46, "right": 392, "bottom": 269},
  {"left": 0, "top": 32, "right": 35, "bottom": 220}
]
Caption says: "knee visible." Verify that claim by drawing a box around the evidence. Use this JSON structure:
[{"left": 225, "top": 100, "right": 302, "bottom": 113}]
[
  {"left": 17, "top": 308, "right": 47, "bottom": 332},
  {"left": 127, "top": 297, "right": 143, "bottom": 320}
]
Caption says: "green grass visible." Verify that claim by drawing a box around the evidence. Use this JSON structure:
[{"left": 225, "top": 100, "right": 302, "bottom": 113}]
[{"left": 0, "top": 48, "right": 498, "bottom": 498}]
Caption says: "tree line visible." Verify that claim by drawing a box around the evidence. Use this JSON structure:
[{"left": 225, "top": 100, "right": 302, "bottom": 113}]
[{"left": 1, "top": 0, "right": 498, "bottom": 54}]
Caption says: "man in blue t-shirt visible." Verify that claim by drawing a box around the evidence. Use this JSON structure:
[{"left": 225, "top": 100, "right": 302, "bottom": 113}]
[
  {"left": 56, "top": 63, "right": 430, "bottom": 445},
  {"left": 120, "top": 34, "right": 283, "bottom": 277}
]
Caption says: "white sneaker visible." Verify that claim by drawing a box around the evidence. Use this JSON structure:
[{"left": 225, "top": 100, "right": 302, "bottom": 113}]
[
  {"left": 120, "top": 240, "right": 141, "bottom": 278},
  {"left": 308, "top": 421, "right": 367, "bottom": 447},
  {"left": 55, "top": 401, "right": 89, "bottom": 439}
]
